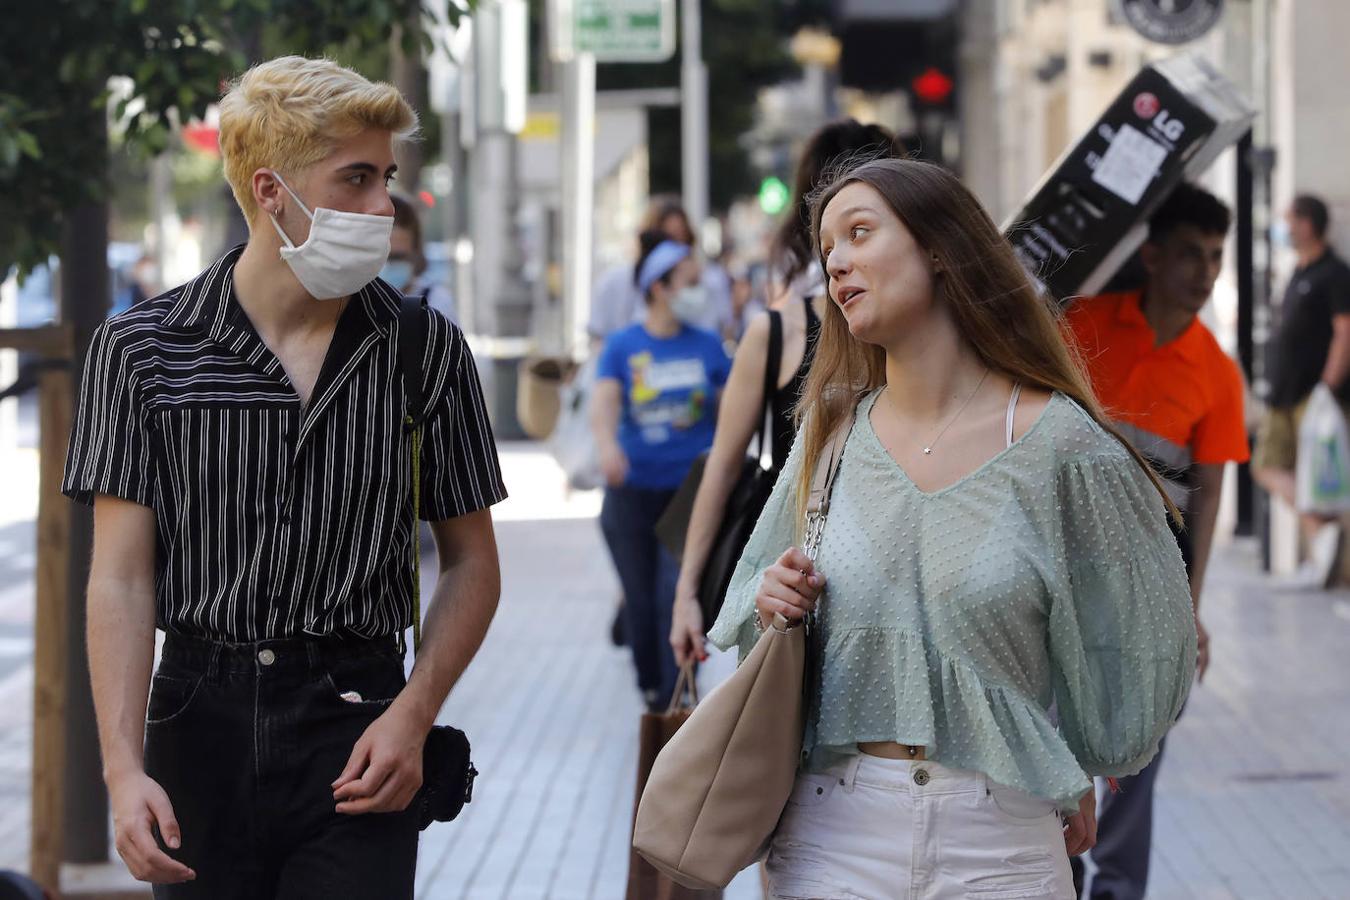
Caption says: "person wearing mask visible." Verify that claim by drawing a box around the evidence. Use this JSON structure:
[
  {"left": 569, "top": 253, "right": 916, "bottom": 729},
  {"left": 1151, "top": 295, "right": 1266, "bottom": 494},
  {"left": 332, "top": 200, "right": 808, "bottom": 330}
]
[
  {"left": 670, "top": 118, "right": 902, "bottom": 667},
  {"left": 592, "top": 235, "right": 731, "bottom": 709},
  {"left": 588, "top": 196, "right": 734, "bottom": 343},
  {"left": 1063, "top": 183, "right": 1246, "bottom": 899},
  {"left": 382, "top": 192, "right": 456, "bottom": 322},
  {"left": 710, "top": 159, "right": 1195, "bottom": 898},
  {"left": 63, "top": 56, "right": 506, "bottom": 895},
  {"left": 1253, "top": 194, "right": 1350, "bottom": 587}
]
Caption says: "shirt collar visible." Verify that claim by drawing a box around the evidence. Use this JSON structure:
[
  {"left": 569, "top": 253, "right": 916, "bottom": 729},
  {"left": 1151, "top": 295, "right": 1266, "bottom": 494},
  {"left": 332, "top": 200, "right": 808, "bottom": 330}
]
[
  {"left": 161, "top": 244, "right": 399, "bottom": 339},
  {"left": 1117, "top": 290, "right": 1206, "bottom": 363}
]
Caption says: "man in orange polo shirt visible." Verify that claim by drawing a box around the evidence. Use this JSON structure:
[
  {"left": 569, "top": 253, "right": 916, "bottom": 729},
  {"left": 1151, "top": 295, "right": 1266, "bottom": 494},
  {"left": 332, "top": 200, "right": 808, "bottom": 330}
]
[{"left": 1064, "top": 183, "right": 1247, "bottom": 900}]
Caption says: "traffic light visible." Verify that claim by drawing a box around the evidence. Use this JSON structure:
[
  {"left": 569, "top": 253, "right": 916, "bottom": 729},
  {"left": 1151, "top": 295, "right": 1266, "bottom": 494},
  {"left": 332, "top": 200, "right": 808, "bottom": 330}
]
[{"left": 835, "top": 3, "right": 957, "bottom": 109}]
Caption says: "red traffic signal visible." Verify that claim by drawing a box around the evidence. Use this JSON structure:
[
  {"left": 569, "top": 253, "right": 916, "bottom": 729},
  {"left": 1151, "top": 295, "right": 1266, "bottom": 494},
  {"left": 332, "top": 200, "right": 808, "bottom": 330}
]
[{"left": 912, "top": 67, "right": 954, "bottom": 105}]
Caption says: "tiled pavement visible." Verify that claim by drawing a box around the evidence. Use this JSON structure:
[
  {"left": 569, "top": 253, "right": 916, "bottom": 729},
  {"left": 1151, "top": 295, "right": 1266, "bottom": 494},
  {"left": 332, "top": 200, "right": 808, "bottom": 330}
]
[{"left": 2, "top": 443, "right": 1350, "bottom": 898}]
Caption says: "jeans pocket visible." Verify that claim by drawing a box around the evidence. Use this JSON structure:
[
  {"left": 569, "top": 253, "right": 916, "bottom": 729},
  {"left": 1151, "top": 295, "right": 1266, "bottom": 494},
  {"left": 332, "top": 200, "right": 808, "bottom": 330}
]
[
  {"left": 783, "top": 773, "right": 837, "bottom": 810},
  {"left": 985, "top": 782, "right": 1057, "bottom": 824},
  {"left": 322, "top": 654, "right": 406, "bottom": 708},
  {"left": 145, "top": 673, "right": 204, "bottom": 726}
]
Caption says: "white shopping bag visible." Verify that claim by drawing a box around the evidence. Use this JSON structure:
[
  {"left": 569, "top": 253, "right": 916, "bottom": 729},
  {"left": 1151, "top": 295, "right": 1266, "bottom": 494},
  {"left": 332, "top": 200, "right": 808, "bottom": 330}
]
[
  {"left": 547, "top": 356, "right": 604, "bottom": 491},
  {"left": 1296, "top": 383, "right": 1350, "bottom": 515}
]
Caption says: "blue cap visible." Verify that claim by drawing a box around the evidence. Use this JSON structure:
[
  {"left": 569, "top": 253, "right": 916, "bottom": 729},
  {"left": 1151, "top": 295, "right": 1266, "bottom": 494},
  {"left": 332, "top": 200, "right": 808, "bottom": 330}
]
[{"left": 637, "top": 240, "right": 692, "bottom": 295}]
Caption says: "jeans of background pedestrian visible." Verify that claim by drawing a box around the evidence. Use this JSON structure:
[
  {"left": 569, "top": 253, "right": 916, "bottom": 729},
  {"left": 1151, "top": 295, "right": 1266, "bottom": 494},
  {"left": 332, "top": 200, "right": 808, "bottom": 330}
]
[
  {"left": 766, "top": 754, "right": 1075, "bottom": 899},
  {"left": 142, "top": 632, "right": 419, "bottom": 899},
  {"left": 1071, "top": 518, "right": 1195, "bottom": 899},
  {"left": 600, "top": 484, "right": 680, "bottom": 707}
]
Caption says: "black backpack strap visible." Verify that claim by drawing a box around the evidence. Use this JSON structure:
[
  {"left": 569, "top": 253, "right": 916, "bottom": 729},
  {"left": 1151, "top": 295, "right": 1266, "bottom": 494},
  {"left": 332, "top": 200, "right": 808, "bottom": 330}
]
[
  {"left": 758, "top": 310, "right": 783, "bottom": 462},
  {"left": 398, "top": 294, "right": 429, "bottom": 432}
]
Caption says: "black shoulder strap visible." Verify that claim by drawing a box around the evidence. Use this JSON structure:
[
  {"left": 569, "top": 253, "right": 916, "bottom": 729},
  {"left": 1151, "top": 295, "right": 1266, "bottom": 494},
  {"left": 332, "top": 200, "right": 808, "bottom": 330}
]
[
  {"left": 397, "top": 294, "right": 428, "bottom": 432},
  {"left": 758, "top": 310, "right": 783, "bottom": 462}
]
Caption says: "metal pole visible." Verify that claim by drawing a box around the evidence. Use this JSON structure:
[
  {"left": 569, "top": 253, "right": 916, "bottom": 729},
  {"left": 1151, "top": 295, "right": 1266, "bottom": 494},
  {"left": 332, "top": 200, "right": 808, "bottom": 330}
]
[
  {"left": 1235, "top": 129, "right": 1256, "bottom": 537},
  {"left": 680, "top": 0, "right": 709, "bottom": 244},
  {"left": 560, "top": 53, "right": 596, "bottom": 359}
]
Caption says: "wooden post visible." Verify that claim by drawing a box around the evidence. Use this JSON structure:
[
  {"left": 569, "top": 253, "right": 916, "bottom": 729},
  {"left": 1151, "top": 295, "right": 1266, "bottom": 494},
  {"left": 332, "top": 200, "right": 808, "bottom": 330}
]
[{"left": 31, "top": 366, "right": 73, "bottom": 892}]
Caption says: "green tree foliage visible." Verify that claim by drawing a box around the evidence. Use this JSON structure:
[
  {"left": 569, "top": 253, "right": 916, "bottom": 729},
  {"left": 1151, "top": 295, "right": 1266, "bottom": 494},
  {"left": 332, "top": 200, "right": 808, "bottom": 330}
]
[{"left": 0, "top": 0, "right": 467, "bottom": 278}]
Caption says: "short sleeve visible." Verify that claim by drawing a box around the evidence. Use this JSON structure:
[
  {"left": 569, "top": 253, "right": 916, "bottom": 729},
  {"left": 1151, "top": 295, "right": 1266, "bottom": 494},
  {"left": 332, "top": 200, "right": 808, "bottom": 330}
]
[
  {"left": 708, "top": 339, "right": 732, "bottom": 389},
  {"left": 1191, "top": 357, "right": 1250, "bottom": 465},
  {"left": 707, "top": 427, "right": 807, "bottom": 661},
  {"left": 1330, "top": 263, "right": 1350, "bottom": 317},
  {"left": 595, "top": 331, "right": 627, "bottom": 384},
  {"left": 62, "top": 323, "right": 156, "bottom": 507},
  {"left": 419, "top": 318, "right": 508, "bottom": 520},
  {"left": 587, "top": 266, "right": 637, "bottom": 339},
  {"left": 1048, "top": 451, "right": 1196, "bottom": 779}
]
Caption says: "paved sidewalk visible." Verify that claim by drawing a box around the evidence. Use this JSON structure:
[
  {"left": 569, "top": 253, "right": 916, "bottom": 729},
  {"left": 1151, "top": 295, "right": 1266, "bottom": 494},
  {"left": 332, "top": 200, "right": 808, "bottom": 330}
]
[{"left": 2, "top": 443, "right": 1350, "bottom": 898}]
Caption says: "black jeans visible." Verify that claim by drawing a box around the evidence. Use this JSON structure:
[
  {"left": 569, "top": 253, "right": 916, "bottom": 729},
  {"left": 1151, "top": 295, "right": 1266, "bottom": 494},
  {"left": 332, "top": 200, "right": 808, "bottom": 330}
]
[
  {"left": 600, "top": 484, "right": 681, "bottom": 706},
  {"left": 143, "top": 632, "right": 419, "bottom": 899}
]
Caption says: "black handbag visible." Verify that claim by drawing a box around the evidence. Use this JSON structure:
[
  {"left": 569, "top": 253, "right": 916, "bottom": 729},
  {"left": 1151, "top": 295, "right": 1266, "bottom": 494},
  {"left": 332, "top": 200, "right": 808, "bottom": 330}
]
[
  {"left": 654, "top": 310, "right": 783, "bottom": 629},
  {"left": 397, "top": 293, "right": 479, "bottom": 830}
]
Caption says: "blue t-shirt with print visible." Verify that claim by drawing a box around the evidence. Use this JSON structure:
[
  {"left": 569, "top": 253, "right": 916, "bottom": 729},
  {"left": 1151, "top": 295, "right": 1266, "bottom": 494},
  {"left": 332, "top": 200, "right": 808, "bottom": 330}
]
[{"left": 597, "top": 323, "right": 731, "bottom": 490}]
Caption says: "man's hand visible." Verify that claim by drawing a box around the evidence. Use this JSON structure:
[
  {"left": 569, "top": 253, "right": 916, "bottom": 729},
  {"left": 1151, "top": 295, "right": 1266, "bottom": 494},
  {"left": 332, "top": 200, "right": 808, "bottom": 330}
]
[
  {"left": 1063, "top": 787, "right": 1098, "bottom": 857},
  {"left": 109, "top": 769, "right": 195, "bottom": 884},
  {"left": 1195, "top": 613, "right": 1210, "bottom": 682},
  {"left": 332, "top": 704, "right": 428, "bottom": 815}
]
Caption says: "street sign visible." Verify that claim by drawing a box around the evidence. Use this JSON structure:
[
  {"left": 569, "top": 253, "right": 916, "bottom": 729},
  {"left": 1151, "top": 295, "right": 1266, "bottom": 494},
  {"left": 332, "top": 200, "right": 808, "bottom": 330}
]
[{"left": 552, "top": 0, "right": 676, "bottom": 63}]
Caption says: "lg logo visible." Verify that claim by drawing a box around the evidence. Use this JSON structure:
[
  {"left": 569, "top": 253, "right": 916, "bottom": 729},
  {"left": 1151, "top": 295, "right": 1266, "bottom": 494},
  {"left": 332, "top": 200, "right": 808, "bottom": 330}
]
[{"left": 1133, "top": 92, "right": 1186, "bottom": 141}]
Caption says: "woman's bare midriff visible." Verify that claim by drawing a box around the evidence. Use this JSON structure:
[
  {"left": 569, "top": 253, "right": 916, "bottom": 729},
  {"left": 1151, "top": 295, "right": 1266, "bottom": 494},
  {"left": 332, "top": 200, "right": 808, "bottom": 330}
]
[{"left": 859, "top": 741, "right": 927, "bottom": 761}]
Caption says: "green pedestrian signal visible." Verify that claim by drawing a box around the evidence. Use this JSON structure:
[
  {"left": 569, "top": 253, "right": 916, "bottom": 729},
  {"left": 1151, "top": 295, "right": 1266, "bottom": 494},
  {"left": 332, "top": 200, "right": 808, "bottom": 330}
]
[{"left": 758, "top": 176, "right": 790, "bottom": 216}]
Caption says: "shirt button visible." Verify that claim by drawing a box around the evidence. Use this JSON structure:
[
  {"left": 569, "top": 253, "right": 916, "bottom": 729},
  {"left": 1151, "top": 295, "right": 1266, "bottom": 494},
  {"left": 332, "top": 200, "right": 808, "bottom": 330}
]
[
  {"left": 913, "top": 768, "right": 931, "bottom": 786},
  {"left": 258, "top": 649, "right": 276, "bottom": 666}
]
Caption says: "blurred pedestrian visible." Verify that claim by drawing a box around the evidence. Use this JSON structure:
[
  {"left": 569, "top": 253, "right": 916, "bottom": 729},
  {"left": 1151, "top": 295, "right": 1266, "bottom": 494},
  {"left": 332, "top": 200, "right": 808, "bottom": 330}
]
[
  {"left": 1063, "top": 183, "right": 1246, "bottom": 899},
  {"left": 1253, "top": 193, "right": 1350, "bottom": 587},
  {"left": 588, "top": 195, "right": 734, "bottom": 343},
  {"left": 64, "top": 56, "right": 505, "bottom": 896},
  {"left": 592, "top": 235, "right": 731, "bottom": 709},
  {"left": 709, "top": 159, "right": 1195, "bottom": 898},
  {"left": 670, "top": 118, "right": 902, "bottom": 666},
  {"left": 383, "top": 192, "right": 456, "bottom": 322}
]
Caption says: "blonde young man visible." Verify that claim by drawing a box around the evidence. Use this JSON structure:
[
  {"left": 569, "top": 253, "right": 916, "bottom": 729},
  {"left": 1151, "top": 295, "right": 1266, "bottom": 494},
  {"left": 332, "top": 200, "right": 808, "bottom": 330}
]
[{"left": 63, "top": 57, "right": 505, "bottom": 896}]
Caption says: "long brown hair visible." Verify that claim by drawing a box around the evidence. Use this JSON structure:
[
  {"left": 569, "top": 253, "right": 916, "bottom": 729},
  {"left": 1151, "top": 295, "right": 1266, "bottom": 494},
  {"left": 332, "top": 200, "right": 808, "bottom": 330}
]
[
  {"left": 771, "top": 119, "right": 904, "bottom": 289},
  {"left": 795, "top": 158, "right": 1180, "bottom": 524}
]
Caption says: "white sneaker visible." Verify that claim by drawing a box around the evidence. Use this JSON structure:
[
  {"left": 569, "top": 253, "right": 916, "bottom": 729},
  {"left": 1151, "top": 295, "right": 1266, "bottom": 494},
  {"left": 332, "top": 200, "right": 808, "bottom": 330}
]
[
  {"left": 1310, "top": 521, "right": 1343, "bottom": 589},
  {"left": 1277, "top": 560, "right": 1329, "bottom": 591}
]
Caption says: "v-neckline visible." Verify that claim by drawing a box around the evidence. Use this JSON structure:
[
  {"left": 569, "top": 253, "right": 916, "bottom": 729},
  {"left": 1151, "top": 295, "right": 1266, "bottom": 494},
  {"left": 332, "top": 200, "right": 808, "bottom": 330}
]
[{"left": 859, "top": 388, "right": 1059, "bottom": 498}]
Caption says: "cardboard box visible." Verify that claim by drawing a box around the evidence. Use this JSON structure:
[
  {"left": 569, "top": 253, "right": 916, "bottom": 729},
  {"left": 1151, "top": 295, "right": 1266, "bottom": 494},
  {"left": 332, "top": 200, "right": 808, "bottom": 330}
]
[{"left": 1003, "top": 53, "right": 1255, "bottom": 301}]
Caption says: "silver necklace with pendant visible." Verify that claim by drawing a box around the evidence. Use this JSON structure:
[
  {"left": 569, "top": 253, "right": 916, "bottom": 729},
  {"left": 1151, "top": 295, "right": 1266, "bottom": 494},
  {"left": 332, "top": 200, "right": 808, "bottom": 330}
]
[{"left": 886, "top": 368, "right": 990, "bottom": 456}]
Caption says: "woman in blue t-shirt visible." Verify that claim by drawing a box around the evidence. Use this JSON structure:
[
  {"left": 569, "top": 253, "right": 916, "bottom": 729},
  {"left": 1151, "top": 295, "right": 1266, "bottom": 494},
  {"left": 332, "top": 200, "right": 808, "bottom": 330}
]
[{"left": 592, "top": 235, "right": 732, "bottom": 710}]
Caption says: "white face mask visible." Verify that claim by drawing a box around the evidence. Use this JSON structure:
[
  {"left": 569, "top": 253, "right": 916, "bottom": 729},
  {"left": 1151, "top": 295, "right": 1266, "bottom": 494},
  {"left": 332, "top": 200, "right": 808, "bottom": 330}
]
[
  {"left": 671, "top": 284, "right": 708, "bottom": 324},
  {"left": 268, "top": 171, "right": 393, "bottom": 300}
]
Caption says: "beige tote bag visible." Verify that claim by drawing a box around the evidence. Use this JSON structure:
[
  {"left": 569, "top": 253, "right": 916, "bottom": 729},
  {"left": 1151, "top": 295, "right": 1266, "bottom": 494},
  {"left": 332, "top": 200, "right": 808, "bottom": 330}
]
[{"left": 632, "top": 420, "right": 849, "bottom": 890}]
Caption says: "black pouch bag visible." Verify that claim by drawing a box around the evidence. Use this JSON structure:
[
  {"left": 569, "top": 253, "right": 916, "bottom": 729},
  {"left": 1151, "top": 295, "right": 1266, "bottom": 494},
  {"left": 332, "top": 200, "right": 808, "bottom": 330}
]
[
  {"left": 397, "top": 292, "right": 479, "bottom": 830},
  {"left": 654, "top": 310, "right": 782, "bottom": 627}
]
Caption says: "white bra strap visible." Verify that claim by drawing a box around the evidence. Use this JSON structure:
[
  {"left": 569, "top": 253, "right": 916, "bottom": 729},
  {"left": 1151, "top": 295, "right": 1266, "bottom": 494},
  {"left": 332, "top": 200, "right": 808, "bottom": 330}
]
[{"left": 1005, "top": 383, "right": 1022, "bottom": 449}]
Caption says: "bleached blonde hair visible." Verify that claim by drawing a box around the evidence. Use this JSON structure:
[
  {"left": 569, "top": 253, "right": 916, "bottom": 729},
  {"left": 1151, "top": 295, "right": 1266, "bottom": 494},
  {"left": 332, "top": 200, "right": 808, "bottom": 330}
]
[{"left": 218, "top": 56, "right": 419, "bottom": 221}]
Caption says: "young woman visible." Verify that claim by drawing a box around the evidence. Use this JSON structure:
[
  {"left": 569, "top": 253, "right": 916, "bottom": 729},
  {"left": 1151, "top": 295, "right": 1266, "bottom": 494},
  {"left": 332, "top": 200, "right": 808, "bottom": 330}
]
[
  {"left": 708, "top": 159, "right": 1196, "bottom": 898},
  {"left": 593, "top": 236, "right": 731, "bottom": 710},
  {"left": 670, "top": 119, "right": 902, "bottom": 667}
]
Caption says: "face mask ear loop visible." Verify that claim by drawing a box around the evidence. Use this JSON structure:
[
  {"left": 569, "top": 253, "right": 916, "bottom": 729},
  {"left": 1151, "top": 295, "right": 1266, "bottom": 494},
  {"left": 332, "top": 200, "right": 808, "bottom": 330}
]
[{"left": 268, "top": 171, "right": 313, "bottom": 250}]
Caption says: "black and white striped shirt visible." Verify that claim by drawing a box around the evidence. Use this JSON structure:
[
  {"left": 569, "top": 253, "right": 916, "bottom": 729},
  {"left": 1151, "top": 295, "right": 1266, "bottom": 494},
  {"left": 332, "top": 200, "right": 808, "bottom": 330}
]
[{"left": 63, "top": 247, "right": 506, "bottom": 641}]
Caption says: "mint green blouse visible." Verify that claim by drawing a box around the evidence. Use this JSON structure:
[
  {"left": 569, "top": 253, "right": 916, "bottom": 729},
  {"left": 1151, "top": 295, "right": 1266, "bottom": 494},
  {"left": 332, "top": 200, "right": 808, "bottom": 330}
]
[{"left": 708, "top": 390, "right": 1196, "bottom": 811}]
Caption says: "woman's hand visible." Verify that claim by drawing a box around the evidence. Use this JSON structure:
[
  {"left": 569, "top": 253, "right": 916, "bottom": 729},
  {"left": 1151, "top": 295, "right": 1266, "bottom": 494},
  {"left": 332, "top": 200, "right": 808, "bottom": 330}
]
[
  {"left": 599, "top": 442, "right": 629, "bottom": 487},
  {"left": 670, "top": 596, "right": 707, "bottom": 667},
  {"left": 754, "top": 547, "right": 825, "bottom": 628},
  {"left": 1063, "top": 787, "right": 1098, "bottom": 856}
]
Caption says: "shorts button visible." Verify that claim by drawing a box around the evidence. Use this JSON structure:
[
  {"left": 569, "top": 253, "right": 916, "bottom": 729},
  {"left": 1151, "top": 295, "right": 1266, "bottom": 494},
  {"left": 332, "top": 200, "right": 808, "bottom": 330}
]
[
  {"left": 913, "top": 768, "right": 931, "bottom": 786},
  {"left": 258, "top": 649, "right": 276, "bottom": 666}
]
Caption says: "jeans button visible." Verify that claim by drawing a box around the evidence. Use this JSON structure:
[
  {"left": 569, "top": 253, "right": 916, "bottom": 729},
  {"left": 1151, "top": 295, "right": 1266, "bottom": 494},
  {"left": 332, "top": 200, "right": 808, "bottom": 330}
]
[
  {"left": 913, "top": 768, "right": 931, "bottom": 786},
  {"left": 258, "top": 649, "right": 276, "bottom": 666}
]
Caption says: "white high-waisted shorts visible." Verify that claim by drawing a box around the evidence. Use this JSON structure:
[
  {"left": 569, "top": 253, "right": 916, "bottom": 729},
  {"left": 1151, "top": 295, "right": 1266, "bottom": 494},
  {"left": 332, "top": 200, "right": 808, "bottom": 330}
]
[{"left": 766, "top": 754, "right": 1076, "bottom": 900}]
